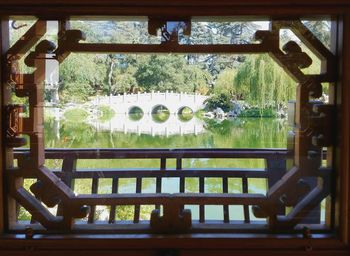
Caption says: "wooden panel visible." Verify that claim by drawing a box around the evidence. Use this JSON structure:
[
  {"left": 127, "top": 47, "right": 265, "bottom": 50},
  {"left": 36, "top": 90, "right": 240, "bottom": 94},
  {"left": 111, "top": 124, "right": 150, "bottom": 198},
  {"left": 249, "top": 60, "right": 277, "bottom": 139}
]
[
  {"left": 0, "top": 18, "right": 17, "bottom": 232},
  {"left": 0, "top": 18, "right": 10, "bottom": 234},
  {"left": 338, "top": 14, "right": 350, "bottom": 245},
  {"left": 0, "top": 10, "right": 344, "bottom": 18},
  {"left": 0, "top": 1, "right": 349, "bottom": 17},
  {"left": 14, "top": 148, "right": 289, "bottom": 159},
  {"left": 0, "top": 233, "right": 347, "bottom": 250},
  {"left": 66, "top": 43, "right": 268, "bottom": 54},
  {"left": 35, "top": 169, "right": 267, "bottom": 179},
  {"left": 0, "top": 0, "right": 349, "bottom": 6},
  {"left": 1, "top": 249, "right": 349, "bottom": 256},
  {"left": 74, "top": 193, "right": 266, "bottom": 206}
]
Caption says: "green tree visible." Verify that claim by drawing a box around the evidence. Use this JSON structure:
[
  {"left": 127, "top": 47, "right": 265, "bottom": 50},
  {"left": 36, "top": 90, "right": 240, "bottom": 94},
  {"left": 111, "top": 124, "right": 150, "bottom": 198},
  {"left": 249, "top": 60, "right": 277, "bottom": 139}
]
[
  {"left": 59, "top": 53, "right": 107, "bottom": 102},
  {"left": 235, "top": 54, "right": 295, "bottom": 108},
  {"left": 205, "top": 93, "right": 232, "bottom": 112},
  {"left": 135, "top": 54, "right": 211, "bottom": 93},
  {"left": 111, "top": 72, "right": 138, "bottom": 94},
  {"left": 183, "top": 65, "right": 212, "bottom": 94},
  {"left": 214, "top": 68, "right": 237, "bottom": 98}
]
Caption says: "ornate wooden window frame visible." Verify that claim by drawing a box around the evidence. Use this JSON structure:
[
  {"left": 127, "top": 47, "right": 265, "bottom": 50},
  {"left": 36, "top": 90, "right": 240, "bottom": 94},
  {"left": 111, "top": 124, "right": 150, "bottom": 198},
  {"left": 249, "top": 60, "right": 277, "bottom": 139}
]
[{"left": 0, "top": 1, "right": 349, "bottom": 255}]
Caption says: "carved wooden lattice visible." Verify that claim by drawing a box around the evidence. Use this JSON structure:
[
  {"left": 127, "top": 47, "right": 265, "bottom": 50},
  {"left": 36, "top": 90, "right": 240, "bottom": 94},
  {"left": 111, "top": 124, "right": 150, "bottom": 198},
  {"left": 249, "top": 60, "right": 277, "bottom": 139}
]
[{"left": 5, "top": 18, "right": 335, "bottom": 233}]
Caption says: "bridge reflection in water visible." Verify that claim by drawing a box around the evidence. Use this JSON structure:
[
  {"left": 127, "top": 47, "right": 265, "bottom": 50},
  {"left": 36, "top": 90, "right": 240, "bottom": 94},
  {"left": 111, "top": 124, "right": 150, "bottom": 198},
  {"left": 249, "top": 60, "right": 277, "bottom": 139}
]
[{"left": 91, "top": 113, "right": 206, "bottom": 136}]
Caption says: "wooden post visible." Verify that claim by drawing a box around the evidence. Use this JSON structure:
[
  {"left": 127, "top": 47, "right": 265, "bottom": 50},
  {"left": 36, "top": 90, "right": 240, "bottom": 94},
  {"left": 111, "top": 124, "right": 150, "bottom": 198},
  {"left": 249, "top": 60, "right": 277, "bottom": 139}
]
[
  {"left": 0, "top": 18, "right": 16, "bottom": 233},
  {"left": 57, "top": 157, "right": 76, "bottom": 216},
  {"left": 323, "top": 17, "right": 339, "bottom": 229},
  {"left": 337, "top": 14, "right": 350, "bottom": 245},
  {"left": 0, "top": 17, "right": 7, "bottom": 234},
  {"left": 266, "top": 158, "right": 286, "bottom": 215}
]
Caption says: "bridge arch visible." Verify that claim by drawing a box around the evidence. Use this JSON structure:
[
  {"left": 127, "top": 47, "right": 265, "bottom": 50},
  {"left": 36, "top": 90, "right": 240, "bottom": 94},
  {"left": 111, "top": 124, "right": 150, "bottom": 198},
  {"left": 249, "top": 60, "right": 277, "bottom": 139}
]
[
  {"left": 128, "top": 106, "right": 143, "bottom": 115},
  {"left": 151, "top": 104, "right": 170, "bottom": 123},
  {"left": 177, "top": 106, "right": 193, "bottom": 115},
  {"left": 151, "top": 104, "right": 170, "bottom": 114},
  {"left": 128, "top": 106, "right": 144, "bottom": 121},
  {"left": 177, "top": 106, "right": 194, "bottom": 122}
]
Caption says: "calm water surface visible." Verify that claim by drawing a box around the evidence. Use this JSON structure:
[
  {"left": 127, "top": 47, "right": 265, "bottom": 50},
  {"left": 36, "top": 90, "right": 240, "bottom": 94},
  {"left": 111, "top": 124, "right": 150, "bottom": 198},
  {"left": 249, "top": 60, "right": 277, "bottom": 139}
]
[{"left": 41, "top": 114, "right": 289, "bottom": 221}]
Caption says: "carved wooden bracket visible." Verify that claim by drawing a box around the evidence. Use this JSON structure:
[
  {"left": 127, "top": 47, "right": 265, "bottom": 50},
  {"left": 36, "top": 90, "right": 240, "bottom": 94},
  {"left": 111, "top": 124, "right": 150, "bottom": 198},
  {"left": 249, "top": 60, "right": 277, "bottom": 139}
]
[
  {"left": 56, "top": 30, "right": 86, "bottom": 63},
  {"left": 150, "top": 203, "right": 192, "bottom": 233},
  {"left": 250, "top": 20, "right": 335, "bottom": 228},
  {"left": 5, "top": 104, "right": 27, "bottom": 147},
  {"left": 148, "top": 18, "right": 191, "bottom": 44}
]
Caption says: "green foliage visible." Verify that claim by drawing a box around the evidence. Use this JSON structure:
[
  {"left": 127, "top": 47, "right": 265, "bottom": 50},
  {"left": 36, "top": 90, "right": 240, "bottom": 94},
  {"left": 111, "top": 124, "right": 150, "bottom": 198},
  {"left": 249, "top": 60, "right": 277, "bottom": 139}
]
[
  {"left": 183, "top": 65, "right": 212, "bottom": 95},
  {"left": 18, "top": 207, "right": 31, "bottom": 221},
  {"left": 213, "top": 68, "right": 237, "bottom": 97},
  {"left": 59, "top": 54, "right": 107, "bottom": 102},
  {"left": 60, "top": 82, "right": 95, "bottom": 103},
  {"left": 234, "top": 54, "right": 295, "bottom": 108},
  {"left": 116, "top": 205, "right": 135, "bottom": 221},
  {"left": 204, "top": 119, "right": 233, "bottom": 136},
  {"left": 134, "top": 55, "right": 210, "bottom": 93},
  {"left": 205, "top": 93, "right": 232, "bottom": 112},
  {"left": 111, "top": 72, "right": 138, "bottom": 94},
  {"left": 98, "top": 105, "right": 115, "bottom": 122},
  {"left": 11, "top": 20, "right": 330, "bottom": 107},
  {"left": 194, "top": 110, "right": 205, "bottom": 119},
  {"left": 238, "top": 107, "right": 277, "bottom": 118},
  {"left": 63, "top": 108, "right": 89, "bottom": 122}
]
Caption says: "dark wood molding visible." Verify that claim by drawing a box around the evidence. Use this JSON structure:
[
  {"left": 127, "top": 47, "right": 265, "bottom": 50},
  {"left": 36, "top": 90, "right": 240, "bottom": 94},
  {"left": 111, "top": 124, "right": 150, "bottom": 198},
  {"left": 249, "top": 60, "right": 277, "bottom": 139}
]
[
  {"left": 0, "top": 18, "right": 10, "bottom": 235},
  {"left": 338, "top": 14, "right": 350, "bottom": 245},
  {"left": 0, "top": 0, "right": 349, "bottom": 7},
  {"left": 0, "top": 1, "right": 348, "bottom": 17}
]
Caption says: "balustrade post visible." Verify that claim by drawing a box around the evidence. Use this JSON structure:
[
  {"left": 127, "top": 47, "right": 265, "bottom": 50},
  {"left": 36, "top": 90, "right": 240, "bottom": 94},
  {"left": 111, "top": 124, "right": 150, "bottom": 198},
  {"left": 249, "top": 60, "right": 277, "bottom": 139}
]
[
  {"left": 266, "top": 157, "right": 286, "bottom": 215},
  {"left": 57, "top": 156, "right": 77, "bottom": 216}
]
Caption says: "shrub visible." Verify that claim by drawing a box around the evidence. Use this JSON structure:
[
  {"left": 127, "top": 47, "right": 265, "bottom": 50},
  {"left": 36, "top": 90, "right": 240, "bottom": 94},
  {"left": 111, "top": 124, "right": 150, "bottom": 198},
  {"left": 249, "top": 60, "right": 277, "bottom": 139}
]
[
  {"left": 238, "top": 107, "right": 277, "bottom": 118},
  {"left": 205, "top": 93, "right": 232, "bottom": 112}
]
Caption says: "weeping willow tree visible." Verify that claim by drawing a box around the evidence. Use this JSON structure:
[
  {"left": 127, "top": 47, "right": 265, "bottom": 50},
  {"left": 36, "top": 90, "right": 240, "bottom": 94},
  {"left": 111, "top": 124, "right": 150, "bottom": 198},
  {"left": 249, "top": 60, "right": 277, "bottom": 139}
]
[{"left": 235, "top": 54, "right": 295, "bottom": 109}]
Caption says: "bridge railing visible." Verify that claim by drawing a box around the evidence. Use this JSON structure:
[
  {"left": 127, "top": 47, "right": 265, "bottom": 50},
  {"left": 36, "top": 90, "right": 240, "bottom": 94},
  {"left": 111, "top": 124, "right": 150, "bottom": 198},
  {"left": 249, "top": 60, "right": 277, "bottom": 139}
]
[
  {"left": 92, "top": 91, "right": 208, "bottom": 104},
  {"left": 12, "top": 148, "right": 324, "bottom": 233}
]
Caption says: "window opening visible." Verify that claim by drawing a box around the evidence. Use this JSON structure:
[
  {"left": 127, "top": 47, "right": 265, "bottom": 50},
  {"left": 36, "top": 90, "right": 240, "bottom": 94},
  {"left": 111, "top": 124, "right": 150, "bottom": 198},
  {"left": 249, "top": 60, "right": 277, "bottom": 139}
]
[{"left": 5, "top": 17, "right": 336, "bottom": 235}]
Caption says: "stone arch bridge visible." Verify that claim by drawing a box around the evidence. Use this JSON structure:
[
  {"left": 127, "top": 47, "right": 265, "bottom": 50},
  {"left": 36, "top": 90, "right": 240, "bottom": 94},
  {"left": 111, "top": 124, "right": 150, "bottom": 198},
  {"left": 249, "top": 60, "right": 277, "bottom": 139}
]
[{"left": 92, "top": 91, "right": 208, "bottom": 114}]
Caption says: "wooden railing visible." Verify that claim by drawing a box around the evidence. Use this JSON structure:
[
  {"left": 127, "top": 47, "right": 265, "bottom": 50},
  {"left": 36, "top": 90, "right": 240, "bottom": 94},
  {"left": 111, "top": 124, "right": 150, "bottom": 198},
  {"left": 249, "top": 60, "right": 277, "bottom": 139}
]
[{"left": 11, "top": 148, "right": 326, "bottom": 233}]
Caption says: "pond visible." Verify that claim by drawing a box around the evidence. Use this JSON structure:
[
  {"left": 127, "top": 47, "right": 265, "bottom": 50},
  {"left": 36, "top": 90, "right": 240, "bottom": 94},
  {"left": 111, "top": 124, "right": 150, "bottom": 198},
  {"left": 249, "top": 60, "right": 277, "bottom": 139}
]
[
  {"left": 45, "top": 114, "right": 289, "bottom": 150},
  {"left": 21, "top": 114, "right": 290, "bottom": 222}
]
